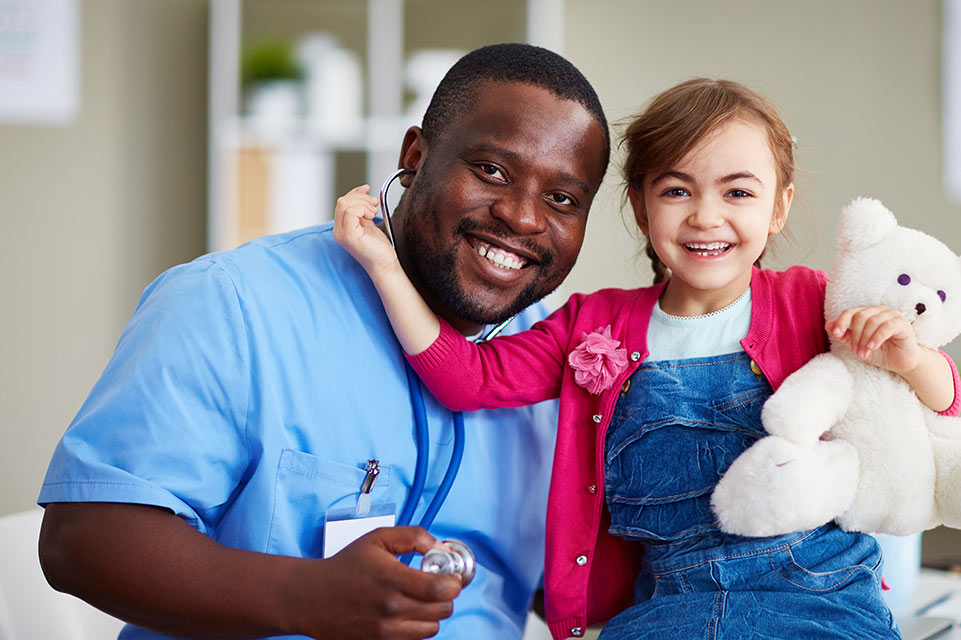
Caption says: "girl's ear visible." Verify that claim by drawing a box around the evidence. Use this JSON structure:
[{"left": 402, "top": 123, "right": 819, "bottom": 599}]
[
  {"left": 628, "top": 185, "right": 650, "bottom": 236},
  {"left": 769, "top": 182, "right": 794, "bottom": 235},
  {"left": 398, "top": 126, "right": 427, "bottom": 187}
]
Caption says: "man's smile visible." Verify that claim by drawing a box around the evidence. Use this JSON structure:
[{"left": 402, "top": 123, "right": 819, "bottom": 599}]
[
  {"left": 466, "top": 233, "right": 543, "bottom": 272},
  {"left": 475, "top": 241, "right": 526, "bottom": 270}
]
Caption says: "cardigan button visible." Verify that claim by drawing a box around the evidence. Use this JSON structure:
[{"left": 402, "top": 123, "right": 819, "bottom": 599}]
[
  {"left": 571, "top": 627, "right": 584, "bottom": 637},
  {"left": 592, "top": 414, "right": 602, "bottom": 423},
  {"left": 587, "top": 484, "right": 597, "bottom": 494},
  {"left": 575, "top": 554, "right": 588, "bottom": 566},
  {"left": 630, "top": 350, "right": 641, "bottom": 361}
]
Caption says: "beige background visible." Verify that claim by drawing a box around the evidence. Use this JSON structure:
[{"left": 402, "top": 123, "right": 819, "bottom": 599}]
[{"left": 1, "top": 0, "right": 958, "bottom": 563}]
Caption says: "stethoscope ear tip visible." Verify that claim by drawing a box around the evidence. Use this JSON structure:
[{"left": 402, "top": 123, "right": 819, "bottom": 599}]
[{"left": 379, "top": 168, "right": 415, "bottom": 249}]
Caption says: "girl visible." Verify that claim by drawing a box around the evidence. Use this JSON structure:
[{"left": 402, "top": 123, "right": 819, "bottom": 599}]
[{"left": 334, "top": 78, "right": 960, "bottom": 640}]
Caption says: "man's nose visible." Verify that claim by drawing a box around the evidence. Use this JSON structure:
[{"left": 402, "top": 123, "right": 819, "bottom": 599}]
[{"left": 490, "top": 190, "right": 548, "bottom": 234}]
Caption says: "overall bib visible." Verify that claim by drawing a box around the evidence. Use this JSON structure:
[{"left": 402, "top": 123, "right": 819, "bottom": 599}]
[{"left": 598, "top": 352, "right": 900, "bottom": 640}]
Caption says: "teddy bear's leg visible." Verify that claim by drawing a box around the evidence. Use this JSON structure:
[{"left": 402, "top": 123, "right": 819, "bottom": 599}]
[
  {"left": 929, "top": 414, "right": 961, "bottom": 529},
  {"left": 711, "top": 435, "right": 859, "bottom": 537},
  {"left": 761, "top": 353, "right": 853, "bottom": 446}
]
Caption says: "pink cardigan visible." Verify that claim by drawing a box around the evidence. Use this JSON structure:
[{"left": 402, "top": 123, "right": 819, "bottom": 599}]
[{"left": 407, "top": 266, "right": 961, "bottom": 640}]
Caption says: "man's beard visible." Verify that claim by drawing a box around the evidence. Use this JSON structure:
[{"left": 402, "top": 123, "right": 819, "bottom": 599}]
[{"left": 402, "top": 197, "right": 563, "bottom": 326}]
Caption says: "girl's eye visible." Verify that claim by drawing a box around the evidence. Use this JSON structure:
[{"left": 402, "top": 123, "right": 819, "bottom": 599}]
[
  {"left": 898, "top": 274, "right": 911, "bottom": 286},
  {"left": 727, "top": 189, "right": 752, "bottom": 198},
  {"left": 938, "top": 290, "right": 947, "bottom": 302},
  {"left": 664, "top": 187, "right": 689, "bottom": 198}
]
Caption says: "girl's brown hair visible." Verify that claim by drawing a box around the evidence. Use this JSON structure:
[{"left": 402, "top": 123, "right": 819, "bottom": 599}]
[{"left": 621, "top": 78, "right": 795, "bottom": 283}]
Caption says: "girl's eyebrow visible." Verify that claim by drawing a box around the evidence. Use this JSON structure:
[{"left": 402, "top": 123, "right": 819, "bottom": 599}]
[
  {"left": 649, "top": 170, "right": 764, "bottom": 187},
  {"left": 718, "top": 171, "right": 762, "bottom": 185},
  {"left": 649, "top": 170, "right": 692, "bottom": 186}
]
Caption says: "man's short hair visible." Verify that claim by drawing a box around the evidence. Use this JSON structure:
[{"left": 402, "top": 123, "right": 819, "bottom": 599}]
[{"left": 421, "top": 43, "right": 610, "bottom": 174}]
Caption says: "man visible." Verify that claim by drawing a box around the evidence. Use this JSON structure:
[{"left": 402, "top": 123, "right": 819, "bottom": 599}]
[{"left": 38, "top": 43, "right": 610, "bottom": 640}]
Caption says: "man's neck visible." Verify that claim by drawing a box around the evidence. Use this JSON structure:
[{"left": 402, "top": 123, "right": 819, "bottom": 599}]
[{"left": 432, "top": 305, "right": 484, "bottom": 337}]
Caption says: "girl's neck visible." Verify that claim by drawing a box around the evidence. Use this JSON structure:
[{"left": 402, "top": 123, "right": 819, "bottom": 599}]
[{"left": 658, "top": 273, "right": 752, "bottom": 317}]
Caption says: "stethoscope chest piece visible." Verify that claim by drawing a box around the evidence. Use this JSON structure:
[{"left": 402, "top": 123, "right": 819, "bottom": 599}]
[{"left": 421, "top": 539, "right": 476, "bottom": 586}]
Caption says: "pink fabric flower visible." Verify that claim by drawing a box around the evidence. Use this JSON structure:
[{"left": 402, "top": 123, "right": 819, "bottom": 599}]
[{"left": 567, "top": 325, "right": 629, "bottom": 395}]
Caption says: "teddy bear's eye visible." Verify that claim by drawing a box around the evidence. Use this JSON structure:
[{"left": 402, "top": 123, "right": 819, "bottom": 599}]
[
  {"left": 898, "top": 274, "right": 911, "bottom": 286},
  {"left": 938, "top": 290, "right": 947, "bottom": 302}
]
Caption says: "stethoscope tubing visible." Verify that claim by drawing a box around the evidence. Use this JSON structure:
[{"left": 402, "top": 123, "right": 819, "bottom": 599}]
[{"left": 380, "top": 168, "right": 511, "bottom": 566}]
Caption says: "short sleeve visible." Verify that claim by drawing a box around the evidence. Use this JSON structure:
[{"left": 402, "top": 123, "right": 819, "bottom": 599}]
[{"left": 38, "top": 260, "right": 251, "bottom": 534}]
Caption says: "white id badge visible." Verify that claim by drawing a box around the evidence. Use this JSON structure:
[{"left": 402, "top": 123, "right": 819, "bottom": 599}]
[{"left": 322, "top": 502, "right": 396, "bottom": 558}]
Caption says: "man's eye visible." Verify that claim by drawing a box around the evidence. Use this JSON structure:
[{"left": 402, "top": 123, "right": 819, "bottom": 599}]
[
  {"left": 548, "top": 193, "right": 573, "bottom": 206},
  {"left": 478, "top": 164, "right": 505, "bottom": 180}
]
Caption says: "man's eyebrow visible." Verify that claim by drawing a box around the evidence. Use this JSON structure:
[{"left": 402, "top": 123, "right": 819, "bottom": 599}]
[{"left": 468, "top": 143, "right": 594, "bottom": 195}]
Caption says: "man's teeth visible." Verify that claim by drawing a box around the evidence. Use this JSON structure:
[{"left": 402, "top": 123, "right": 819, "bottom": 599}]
[
  {"left": 477, "top": 243, "right": 525, "bottom": 270},
  {"left": 685, "top": 242, "right": 731, "bottom": 256}
]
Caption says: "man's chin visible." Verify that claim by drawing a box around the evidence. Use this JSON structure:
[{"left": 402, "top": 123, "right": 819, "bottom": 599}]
[{"left": 442, "top": 280, "right": 560, "bottom": 327}]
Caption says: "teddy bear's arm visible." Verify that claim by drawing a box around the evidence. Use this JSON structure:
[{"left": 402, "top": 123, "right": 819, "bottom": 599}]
[{"left": 761, "top": 353, "right": 853, "bottom": 445}]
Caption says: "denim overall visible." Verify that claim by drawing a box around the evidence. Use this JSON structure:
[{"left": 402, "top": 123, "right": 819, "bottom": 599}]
[{"left": 598, "top": 352, "right": 900, "bottom": 640}]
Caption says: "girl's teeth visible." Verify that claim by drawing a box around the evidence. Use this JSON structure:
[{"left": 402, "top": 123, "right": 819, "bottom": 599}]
[{"left": 685, "top": 242, "right": 730, "bottom": 256}]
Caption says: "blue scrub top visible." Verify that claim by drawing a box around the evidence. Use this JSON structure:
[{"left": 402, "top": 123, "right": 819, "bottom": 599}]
[{"left": 39, "top": 225, "right": 558, "bottom": 640}]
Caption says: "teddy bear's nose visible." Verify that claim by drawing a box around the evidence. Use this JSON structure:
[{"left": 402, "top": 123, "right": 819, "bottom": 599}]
[{"left": 916, "top": 302, "right": 926, "bottom": 315}]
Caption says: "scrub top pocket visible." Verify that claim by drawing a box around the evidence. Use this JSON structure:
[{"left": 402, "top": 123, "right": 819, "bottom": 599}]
[{"left": 266, "top": 449, "right": 392, "bottom": 557}]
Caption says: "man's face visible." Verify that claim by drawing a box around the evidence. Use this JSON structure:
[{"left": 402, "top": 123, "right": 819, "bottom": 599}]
[{"left": 394, "top": 82, "right": 607, "bottom": 333}]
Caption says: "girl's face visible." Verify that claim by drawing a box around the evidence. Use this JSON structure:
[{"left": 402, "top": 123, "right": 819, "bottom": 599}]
[{"left": 630, "top": 118, "right": 793, "bottom": 316}]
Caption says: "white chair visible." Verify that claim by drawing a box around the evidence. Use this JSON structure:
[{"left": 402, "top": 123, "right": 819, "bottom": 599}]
[{"left": 0, "top": 508, "right": 126, "bottom": 640}]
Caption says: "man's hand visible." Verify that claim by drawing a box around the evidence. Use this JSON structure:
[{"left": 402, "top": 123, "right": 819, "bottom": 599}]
[
  {"left": 286, "top": 526, "right": 463, "bottom": 640},
  {"left": 333, "top": 185, "right": 401, "bottom": 278}
]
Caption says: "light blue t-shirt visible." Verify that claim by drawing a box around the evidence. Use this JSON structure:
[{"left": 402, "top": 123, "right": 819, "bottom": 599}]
[
  {"left": 646, "top": 288, "right": 752, "bottom": 361},
  {"left": 39, "top": 225, "right": 559, "bottom": 640}
]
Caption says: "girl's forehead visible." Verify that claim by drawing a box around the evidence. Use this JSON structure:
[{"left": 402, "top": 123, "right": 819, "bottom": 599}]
[{"left": 674, "top": 119, "right": 777, "bottom": 173}]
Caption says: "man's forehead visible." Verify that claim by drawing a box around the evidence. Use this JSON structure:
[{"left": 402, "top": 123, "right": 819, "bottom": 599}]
[{"left": 442, "top": 83, "right": 602, "bottom": 165}]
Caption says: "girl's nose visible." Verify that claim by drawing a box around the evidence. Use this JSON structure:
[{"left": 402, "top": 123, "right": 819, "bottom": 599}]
[{"left": 687, "top": 204, "right": 724, "bottom": 229}]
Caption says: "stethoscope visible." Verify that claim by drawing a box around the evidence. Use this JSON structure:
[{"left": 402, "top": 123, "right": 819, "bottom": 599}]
[{"left": 378, "top": 168, "right": 515, "bottom": 561}]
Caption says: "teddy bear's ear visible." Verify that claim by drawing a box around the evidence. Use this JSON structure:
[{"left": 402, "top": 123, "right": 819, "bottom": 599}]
[{"left": 836, "top": 197, "right": 899, "bottom": 251}]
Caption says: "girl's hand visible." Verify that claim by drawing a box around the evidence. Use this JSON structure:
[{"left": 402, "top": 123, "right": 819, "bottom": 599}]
[
  {"left": 825, "top": 306, "right": 921, "bottom": 375},
  {"left": 334, "top": 185, "right": 400, "bottom": 276}
]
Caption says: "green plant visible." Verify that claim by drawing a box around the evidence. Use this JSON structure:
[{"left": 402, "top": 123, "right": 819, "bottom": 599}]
[{"left": 241, "top": 40, "right": 303, "bottom": 89}]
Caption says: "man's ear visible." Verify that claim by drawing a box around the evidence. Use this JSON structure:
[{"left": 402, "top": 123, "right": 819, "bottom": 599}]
[
  {"left": 627, "top": 186, "right": 650, "bottom": 236},
  {"left": 398, "top": 126, "right": 427, "bottom": 188}
]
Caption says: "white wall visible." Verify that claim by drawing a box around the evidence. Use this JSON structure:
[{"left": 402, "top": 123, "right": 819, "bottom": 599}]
[{"left": 0, "top": 0, "right": 208, "bottom": 516}]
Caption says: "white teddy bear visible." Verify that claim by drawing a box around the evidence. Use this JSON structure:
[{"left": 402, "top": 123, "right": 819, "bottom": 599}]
[{"left": 712, "top": 197, "right": 961, "bottom": 537}]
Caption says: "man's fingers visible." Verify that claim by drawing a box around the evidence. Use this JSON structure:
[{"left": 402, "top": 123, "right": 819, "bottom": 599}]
[
  {"left": 361, "top": 527, "right": 465, "bottom": 603},
  {"left": 369, "top": 525, "right": 437, "bottom": 556}
]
